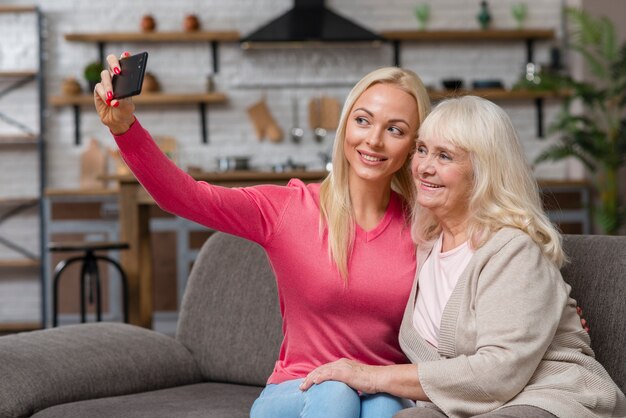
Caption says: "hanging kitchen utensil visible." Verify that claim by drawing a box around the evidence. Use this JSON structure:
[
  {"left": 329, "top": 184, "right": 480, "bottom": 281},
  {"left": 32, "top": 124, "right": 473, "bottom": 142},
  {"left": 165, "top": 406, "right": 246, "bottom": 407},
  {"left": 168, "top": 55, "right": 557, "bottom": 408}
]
[
  {"left": 308, "top": 97, "right": 320, "bottom": 130},
  {"left": 290, "top": 96, "right": 304, "bottom": 144},
  {"left": 247, "top": 99, "right": 270, "bottom": 140},
  {"left": 319, "top": 96, "right": 341, "bottom": 131},
  {"left": 247, "top": 97, "right": 282, "bottom": 142},
  {"left": 308, "top": 97, "right": 327, "bottom": 143},
  {"left": 80, "top": 138, "right": 107, "bottom": 189}
]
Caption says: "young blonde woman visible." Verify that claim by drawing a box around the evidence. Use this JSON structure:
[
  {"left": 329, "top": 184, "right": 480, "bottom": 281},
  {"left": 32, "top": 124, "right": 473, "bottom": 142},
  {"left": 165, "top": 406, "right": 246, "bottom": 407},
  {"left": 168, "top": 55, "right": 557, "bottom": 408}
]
[
  {"left": 300, "top": 96, "right": 626, "bottom": 418},
  {"left": 95, "top": 56, "right": 431, "bottom": 418}
]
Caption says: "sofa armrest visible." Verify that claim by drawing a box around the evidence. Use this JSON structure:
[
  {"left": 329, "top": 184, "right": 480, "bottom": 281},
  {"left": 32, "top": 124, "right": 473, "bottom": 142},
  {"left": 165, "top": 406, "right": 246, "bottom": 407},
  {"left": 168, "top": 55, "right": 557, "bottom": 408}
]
[{"left": 0, "top": 322, "right": 203, "bottom": 417}]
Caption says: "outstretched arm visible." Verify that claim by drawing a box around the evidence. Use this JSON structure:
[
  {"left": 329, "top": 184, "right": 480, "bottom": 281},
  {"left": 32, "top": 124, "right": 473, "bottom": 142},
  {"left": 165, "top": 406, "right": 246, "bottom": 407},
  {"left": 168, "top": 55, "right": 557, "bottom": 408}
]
[{"left": 92, "top": 52, "right": 292, "bottom": 245}]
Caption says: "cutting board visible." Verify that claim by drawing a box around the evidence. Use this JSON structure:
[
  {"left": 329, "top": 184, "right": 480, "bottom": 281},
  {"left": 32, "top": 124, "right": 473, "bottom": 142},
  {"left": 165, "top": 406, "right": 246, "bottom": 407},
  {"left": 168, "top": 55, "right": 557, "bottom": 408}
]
[
  {"left": 247, "top": 99, "right": 283, "bottom": 142},
  {"left": 308, "top": 96, "right": 341, "bottom": 130},
  {"left": 80, "top": 138, "right": 107, "bottom": 189}
]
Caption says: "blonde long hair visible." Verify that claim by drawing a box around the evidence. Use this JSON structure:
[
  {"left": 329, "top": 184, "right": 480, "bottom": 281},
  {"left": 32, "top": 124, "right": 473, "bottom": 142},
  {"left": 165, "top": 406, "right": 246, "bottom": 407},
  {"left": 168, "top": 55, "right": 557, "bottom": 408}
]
[
  {"left": 319, "top": 67, "right": 431, "bottom": 280},
  {"left": 411, "top": 96, "right": 565, "bottom": 267}
]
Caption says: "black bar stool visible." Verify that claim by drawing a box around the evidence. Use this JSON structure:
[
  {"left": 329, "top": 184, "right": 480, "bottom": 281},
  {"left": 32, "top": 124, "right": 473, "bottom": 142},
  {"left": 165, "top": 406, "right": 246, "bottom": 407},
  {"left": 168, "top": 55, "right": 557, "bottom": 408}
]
[{"left": 49, "top": 241, "right": 129, "bottom": 327}]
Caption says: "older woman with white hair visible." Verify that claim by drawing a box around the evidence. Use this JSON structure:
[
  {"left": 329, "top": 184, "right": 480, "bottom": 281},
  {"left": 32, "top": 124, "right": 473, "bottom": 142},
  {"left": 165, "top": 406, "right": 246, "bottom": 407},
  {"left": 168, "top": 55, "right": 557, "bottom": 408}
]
[{"left": 301, "top": 96, "right": 626, "bottom": 418}]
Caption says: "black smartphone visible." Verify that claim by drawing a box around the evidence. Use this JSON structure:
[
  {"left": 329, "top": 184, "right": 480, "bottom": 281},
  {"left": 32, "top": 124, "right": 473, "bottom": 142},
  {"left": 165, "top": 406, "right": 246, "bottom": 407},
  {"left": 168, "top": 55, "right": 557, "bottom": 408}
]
[{"left": 112, "top": 51, "right": 148, "bottom": 99}]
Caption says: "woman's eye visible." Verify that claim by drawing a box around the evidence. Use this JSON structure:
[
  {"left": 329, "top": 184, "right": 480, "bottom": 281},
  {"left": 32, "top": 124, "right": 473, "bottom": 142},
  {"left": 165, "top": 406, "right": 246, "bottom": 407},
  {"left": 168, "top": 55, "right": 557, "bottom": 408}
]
[
  {"left": 388, "top": 126, "right": 403, "bottom": 135},
  {"left": 355, "top": 116, "right": 368, "bottom": 125},
  {"left": 439, "top": 153, "right": 451, "bottom": 161},
  {"left": 416, "top": 145, "right": 427, "bottom": 155}
]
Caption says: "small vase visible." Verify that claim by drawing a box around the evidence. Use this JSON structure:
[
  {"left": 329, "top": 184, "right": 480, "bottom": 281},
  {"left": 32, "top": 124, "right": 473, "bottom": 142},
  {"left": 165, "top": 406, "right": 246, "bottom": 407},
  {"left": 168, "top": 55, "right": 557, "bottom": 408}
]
[
  {"left": 414, "top": 4, "right": 430, "bottom": 31},
  {"left": 477, "top": 1, "right": 492, "bottom": 30},
  {"left": 511, "top": 3, "right": 527, "bottom": 29}
]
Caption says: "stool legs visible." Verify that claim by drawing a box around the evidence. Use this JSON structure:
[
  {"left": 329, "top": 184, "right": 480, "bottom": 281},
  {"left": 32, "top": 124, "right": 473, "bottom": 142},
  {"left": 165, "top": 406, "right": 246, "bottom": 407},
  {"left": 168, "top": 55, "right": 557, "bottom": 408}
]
[
  {"left": 52, "top": 252, "right": 129, "bottom": 327},
  {"left": 94, "top": 255, "right": 129, "bottom": 324},
  {"left": 80, "top": 250, "right": 102, "bottom": 323},
  {"left": 53, "top": 256, "right": 86, "bottom": 327}
]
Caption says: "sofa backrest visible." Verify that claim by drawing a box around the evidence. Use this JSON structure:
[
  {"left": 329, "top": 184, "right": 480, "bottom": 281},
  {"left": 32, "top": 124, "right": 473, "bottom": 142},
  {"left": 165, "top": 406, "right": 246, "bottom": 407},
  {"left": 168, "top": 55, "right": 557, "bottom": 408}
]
[
  {"left": 176, "top": 232, "right": 626, "bottom": 393},
  {"left": 561, "top": 234, "right": 626, "bottom": 393},
  {"left": 176, "top": 232, "right": 282, "bottom": 387}
]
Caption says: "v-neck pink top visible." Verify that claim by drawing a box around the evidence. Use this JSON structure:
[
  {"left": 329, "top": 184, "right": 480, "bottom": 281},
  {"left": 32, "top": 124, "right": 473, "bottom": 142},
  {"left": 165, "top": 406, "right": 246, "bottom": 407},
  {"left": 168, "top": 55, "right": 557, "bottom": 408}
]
[{"left": 114, "top": 120, "right": 417, "bottom": 384}]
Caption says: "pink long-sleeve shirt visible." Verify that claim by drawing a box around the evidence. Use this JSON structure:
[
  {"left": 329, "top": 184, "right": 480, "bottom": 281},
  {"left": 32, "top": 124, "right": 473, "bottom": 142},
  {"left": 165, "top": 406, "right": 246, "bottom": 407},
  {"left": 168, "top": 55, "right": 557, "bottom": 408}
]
[{"left": 114, "top": 120, "right": 417, "bottom": 384}]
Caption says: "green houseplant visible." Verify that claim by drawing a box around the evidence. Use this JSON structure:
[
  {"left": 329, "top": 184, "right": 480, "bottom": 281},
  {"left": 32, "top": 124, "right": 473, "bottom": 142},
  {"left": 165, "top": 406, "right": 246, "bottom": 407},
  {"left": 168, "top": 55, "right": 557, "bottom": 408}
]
[
  {"left": 83, "top": 61, "right": 104, "bottom": 92},
  {"left": 535, "top": 8, "right": 626, "bottom": 234}
]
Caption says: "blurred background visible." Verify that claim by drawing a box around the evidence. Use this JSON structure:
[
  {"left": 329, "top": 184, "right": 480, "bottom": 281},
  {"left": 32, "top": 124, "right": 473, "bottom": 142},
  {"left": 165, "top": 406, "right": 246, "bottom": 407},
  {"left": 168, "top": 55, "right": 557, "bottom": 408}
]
[{"left": 0, "top": 0, "right": 624, "bottom": 333}]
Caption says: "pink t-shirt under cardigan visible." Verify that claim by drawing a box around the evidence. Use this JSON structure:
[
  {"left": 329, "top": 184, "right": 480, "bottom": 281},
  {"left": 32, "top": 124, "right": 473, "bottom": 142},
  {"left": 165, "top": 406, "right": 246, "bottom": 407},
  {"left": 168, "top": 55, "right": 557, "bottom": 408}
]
[{"left": 114, "top": 119, "right": 417, "bottom": 384}]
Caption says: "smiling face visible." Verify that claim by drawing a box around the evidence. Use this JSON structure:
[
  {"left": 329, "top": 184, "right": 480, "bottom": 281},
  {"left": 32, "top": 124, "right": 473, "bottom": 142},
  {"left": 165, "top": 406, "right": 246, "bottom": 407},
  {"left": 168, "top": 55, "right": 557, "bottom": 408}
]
[
  {"left": 412, "top": 135, "right": 474, "bottom": 224},
  {"left": 343, "top": 83, "right": 419, "bottom": 189}
]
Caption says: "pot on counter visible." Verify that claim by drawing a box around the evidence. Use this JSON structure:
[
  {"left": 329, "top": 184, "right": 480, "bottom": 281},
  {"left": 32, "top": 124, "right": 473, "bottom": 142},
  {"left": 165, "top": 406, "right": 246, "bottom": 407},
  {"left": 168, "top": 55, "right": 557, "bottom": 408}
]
[{"left": 216, "top": 156, "right": 251, "bottom": 171}]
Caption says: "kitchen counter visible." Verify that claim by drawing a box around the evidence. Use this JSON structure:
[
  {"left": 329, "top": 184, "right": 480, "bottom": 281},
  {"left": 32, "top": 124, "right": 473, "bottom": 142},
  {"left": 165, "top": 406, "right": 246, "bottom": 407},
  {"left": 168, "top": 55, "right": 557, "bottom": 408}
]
[{"left": 109, "top": 169, "right": 328, "bottom": 328}]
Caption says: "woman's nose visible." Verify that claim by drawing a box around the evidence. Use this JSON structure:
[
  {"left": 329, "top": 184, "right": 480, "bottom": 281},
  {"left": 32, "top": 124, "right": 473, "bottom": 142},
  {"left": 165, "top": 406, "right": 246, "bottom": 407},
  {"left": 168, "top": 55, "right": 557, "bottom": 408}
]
[
  {"left": 416, "top": 157, "right": 435, "bottom": 176},
  {"left": 365, "top": 128, "right": 384, "bottom": 147}
]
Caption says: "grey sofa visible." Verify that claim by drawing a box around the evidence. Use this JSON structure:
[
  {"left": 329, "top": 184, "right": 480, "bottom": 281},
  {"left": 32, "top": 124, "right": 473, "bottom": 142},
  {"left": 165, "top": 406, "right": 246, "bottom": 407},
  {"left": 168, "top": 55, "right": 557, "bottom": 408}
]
[{"left": 1, "top": 232, "right": 624, "bottom": 417}]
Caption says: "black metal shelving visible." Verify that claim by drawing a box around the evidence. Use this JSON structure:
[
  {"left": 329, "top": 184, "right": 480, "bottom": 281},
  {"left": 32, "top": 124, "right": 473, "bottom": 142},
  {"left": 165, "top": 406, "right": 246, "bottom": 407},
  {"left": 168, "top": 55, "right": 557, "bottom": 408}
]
[{"left": 0, "top": 5, "right": 46, "bottom": 331}]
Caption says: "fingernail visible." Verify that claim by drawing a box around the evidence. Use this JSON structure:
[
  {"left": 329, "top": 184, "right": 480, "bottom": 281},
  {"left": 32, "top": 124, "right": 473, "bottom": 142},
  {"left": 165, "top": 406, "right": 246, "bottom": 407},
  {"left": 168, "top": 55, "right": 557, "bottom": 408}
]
[
  {"left": 113, "top": 67, "right": 121, "bottom": 75},
  {"left": 106, "top": 98, "right": 112, "bottom": 106},
  {"left": 123, "top": 51, "right": 131, "bottom": 57},
  {"left": 106, "top": 91, "right": 113, "bottom": 100},
  {"left": 113, "top": 101, "right": 120, "bottom": 108}
]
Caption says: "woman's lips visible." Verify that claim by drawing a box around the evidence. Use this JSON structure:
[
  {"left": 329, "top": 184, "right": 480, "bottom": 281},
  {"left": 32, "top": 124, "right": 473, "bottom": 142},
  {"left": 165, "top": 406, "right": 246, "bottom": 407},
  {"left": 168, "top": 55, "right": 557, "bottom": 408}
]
[
  {"left": 358, "top": 150, "right": 387, "bottom": 163},
  {"left": 420, "top": 180, "right": 443, "bottom": 189}
]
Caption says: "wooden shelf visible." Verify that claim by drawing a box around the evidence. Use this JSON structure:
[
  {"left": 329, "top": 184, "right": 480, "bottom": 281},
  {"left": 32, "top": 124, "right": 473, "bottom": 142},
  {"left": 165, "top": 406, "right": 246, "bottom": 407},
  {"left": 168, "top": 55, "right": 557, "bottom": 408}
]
[
  {"left": 49, "top": 92, "right": 227, "bottom": 145},
  {"left": 380, "top": 28, "right": 558, "bottom": 137},
  {"left": 49, "top": 92, "right": 228, "bottom": 107},
  {"left": 0, "top": 134, "right": 38, "bottom": 146},
  {"left": 0, "top": 322, "right": 41, "bottom": 335},
  {"left": 0, "top": 6, "right": 37, "bottom": 13},
  {"left": 428, "top": 88, "right": 565, "bottom": 101},
  {"left": 383, "top": 28, "right": 554, "bottom": 69},
  {"left": 0, "top": 70, "right": 38, "bottom": 78},
  {"left": 0, "top": 259, "right": 40, "bottom": 268},
  {"left": 65, "top": 30, "right": 240, "bottom": 43},
  {"left": 45, "top": 187, "right": 119, "bottom": 198},
  {"left": 0, "top": 197, "right": 39, "bottom": 206},
  {"left": 381, "top": 29, "right": 554, "bottom": 42}
]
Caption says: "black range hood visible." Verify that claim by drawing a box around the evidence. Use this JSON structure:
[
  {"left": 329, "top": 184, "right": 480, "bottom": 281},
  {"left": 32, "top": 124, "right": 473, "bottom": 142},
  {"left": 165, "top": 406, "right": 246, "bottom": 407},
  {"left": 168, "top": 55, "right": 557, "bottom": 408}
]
[{"left": 240, "top": 0, "right": 383, "bottom": 47}]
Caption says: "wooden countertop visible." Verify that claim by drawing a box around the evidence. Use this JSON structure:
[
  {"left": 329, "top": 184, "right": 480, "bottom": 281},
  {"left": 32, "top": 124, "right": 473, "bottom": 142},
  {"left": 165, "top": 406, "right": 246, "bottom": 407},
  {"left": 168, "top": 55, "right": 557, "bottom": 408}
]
[
  {"left": 45, "top": 171, "right": 329, "bottom": 198},
  {"left": 44, "top": 174, "right": 588, "bottom": 202},
  {"left": 106, "top": 170, "right": 329, "bottom": 184}
]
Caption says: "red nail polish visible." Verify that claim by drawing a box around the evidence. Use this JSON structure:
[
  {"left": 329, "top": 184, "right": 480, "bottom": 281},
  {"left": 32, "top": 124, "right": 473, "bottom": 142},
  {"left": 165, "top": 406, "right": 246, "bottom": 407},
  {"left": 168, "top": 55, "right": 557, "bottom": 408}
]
[
  {"left": 123, "top": 51, "right": 131, "bottom": 57},
  {"left": 113, "top": 67, "right": 121, "bottom": 75},
  {"left": 106, "top": 91, "right": 113, "bottom": 100},
  {"left": 113, "top": 101, "right": 120, "bottom": 108}
]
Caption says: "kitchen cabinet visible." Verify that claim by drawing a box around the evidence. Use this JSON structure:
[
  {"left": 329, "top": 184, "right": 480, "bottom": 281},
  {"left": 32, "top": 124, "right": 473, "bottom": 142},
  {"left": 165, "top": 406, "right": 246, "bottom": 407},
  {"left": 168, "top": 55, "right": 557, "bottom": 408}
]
[
  {"left": 381, "top": 29, "right": 561, "bottom": 137},
  {"left": 0, "top": 5, "right": 46, "bottom": 332},
  {"left": 50, "top": 30, "right": 239, "bottom": 145}
]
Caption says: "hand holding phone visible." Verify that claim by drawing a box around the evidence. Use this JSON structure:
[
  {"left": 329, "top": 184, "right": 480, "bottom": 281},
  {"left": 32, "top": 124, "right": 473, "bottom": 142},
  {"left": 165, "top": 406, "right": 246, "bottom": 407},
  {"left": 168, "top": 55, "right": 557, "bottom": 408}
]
[{"left": 112, "top": 52, "right": 148, "bottom": 99}]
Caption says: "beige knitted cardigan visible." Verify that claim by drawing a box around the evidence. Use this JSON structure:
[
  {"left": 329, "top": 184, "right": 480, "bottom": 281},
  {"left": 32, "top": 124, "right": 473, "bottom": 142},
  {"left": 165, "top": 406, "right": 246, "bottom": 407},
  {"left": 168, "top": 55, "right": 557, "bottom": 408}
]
[{"left": 399, "top": 228, "right": 626, "bottom": 418}]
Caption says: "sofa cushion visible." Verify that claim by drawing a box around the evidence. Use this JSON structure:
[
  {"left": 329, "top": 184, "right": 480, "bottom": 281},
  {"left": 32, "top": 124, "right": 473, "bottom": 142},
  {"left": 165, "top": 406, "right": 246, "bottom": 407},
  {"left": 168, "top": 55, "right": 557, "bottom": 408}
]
[
  {"left": 561, "top": 234, "right": 626, "bottom": 392},
  {"left": 0, "top": 323, "right": 203, "bottom": 418},
  {"left": 176, "top": 232, "right": 283, "bottom": 387},
  {"left": 30, "top": 382, "right": 262, "bottom": 418}
]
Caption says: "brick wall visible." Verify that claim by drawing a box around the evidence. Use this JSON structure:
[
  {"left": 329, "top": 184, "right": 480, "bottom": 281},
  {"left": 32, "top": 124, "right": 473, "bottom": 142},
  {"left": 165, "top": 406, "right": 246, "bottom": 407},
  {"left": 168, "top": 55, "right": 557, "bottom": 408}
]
[
  {"left": 0, "top": 0, "right": 581, "bottom": 323},
  {"left": 1, "top": 0, "right": 578, "bottom": 189}
]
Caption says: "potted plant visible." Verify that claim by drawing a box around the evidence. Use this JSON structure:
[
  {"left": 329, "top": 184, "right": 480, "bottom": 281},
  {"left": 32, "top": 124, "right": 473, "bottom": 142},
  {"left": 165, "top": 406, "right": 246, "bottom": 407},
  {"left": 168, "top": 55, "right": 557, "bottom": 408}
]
[
  {"left": 534, "top": 8, "right": 626, "bottom": 234},
  {"left": 83, "top": 61, "right": 104, "bottom": 92}
]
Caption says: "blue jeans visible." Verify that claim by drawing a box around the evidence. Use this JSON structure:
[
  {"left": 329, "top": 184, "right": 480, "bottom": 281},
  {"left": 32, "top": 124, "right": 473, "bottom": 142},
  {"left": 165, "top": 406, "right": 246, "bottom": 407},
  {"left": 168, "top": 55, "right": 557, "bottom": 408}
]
[{"left": 250, "top": 378, "right": 413, "bottom": 418}]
